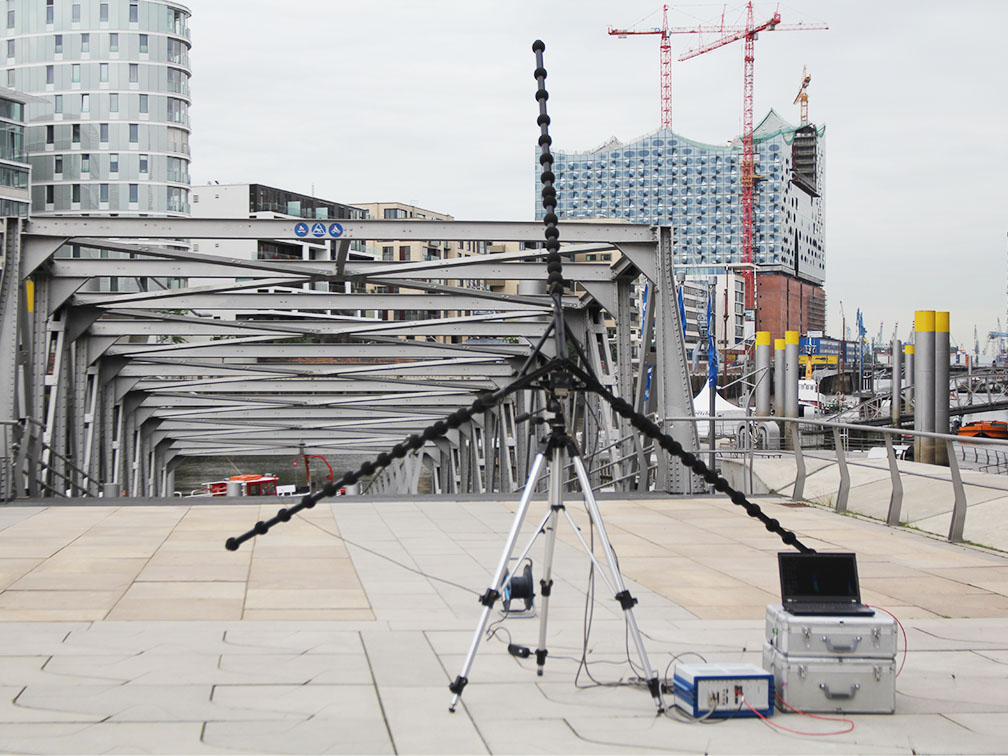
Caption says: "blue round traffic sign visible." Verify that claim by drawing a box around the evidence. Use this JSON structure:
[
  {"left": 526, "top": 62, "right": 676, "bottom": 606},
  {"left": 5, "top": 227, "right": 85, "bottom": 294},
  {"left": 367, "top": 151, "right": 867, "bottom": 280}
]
[
  {"left": 294, "top": 222, "right": 309, "bottom": 238},
  {"left": 328, "top": 223, "right": 344, "bottom": 238}
]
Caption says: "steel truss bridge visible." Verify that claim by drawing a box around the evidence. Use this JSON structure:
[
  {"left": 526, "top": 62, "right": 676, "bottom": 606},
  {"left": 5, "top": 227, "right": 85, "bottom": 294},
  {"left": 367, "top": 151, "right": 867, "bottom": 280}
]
[{"left": 0, "top": 218, "right": 699, "bottom": 500}]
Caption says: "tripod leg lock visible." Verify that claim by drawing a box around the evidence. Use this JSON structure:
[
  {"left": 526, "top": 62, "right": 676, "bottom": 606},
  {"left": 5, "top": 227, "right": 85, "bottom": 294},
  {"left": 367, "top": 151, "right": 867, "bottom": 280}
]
[
  {"left": 539, "top": 578, "right": 553, "bottom": 597},
  {"left": 615, "top": 590, "right": 638, "bottom": 610},
  {"left": 535, "top": 649, "right": 548, "bottom": 667},
  {"left": 449, "top": 675, "right": 468, "bottom": 695},
  {"left": 478, "top": 588, "right": 500, "bottom": 607}
]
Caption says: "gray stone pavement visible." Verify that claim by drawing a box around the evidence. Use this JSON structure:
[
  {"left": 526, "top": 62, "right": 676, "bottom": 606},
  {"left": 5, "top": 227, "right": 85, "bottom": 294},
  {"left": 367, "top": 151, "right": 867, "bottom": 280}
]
[{"left": 1, "top": 492, "right": 1007, "bottom": 753}]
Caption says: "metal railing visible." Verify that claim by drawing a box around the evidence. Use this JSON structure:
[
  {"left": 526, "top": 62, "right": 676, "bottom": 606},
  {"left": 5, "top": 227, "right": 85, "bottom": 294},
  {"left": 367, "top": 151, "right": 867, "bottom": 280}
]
[{"left": 573, "top": 413, "right": 1008, "bottom": 549}]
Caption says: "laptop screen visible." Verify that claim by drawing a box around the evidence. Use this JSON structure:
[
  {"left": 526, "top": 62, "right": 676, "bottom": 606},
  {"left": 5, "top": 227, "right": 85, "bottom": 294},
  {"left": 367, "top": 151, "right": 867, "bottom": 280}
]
[{"left": 779, "top": 552, "right": 862, "bottom": 604}]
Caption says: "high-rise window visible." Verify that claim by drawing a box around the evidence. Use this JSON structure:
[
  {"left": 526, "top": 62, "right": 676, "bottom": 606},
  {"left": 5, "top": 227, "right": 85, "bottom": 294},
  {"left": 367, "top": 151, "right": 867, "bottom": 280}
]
[
  {"left": 100, "top": 183, "right": 108, "bottom": 203},
  {"left": 54, "top": 94, "right": 62, "bottom": 113},
  {"left": 80, "top": 93, "right": 89, "bottom": 112},
  {"left": 128, "top": 184, "right": 138, "bottom": 204},
  {"left": 72, "top": 4, "right": 80, "bottom": 23},
  {"left": 139, "top": 154, "right": 148, "bottom": 173},
  {"left": 129, "top": 4, "right": 138, "bottom": 23},
  {"left": 45, "top": 186, "right": 54, "bottom": 204},
  {"left": 6, "top": 40, "right": 13, "bottom": 59},
  {"left": 109, "top": 153, "right": 118, "bottom": 173},
  {"left": 99, "top": 63, "right": 108, "bottom": 82},
  {"left": 72, "top": 124, "right": 80, "bottom": 144},
  {"left": 6, "top": 10, "right": 14, "bottom": 30},
  {"left": 46, "top": 65, "right": 54, "bottom": 84},
  {"left": 109, "top": 93, "right": 118, "bottom": 111},
  {"left": 100, "top": 123, "right": 109, "bottom": 142},
  {"left": 46, "top": 126, "right": 54, "bottom": 146},
  {"left": 81, "top": 153, "right": 90, "bottom": 173},
  {"left": 109, "top": 33, "right": 118, "bottom": 52},
  {"left": 54, "top": 34, "right": 62, "bottom": 54},
  {"left": 80, "top": 33, "right": 89, "bottom": 53},
  {"left": 72, "top": 184, "right": 80, "bottom": 204},
  {"left": 46, "top": 0, "right": 54, "bottom": 25},
  {"left": 54, "top": 155, "right": 63, "bottom": 174},
  {"left": 129, "top": 63, "right": 138, "bottom": 83},
  {"left": 71, "top": 64, "right": 80, "bottom": 82},
  {"left": 139, "top": 94, "right": 148, "bottom": 113},
  {"left": 139, "top": 35, "right": 148, "bottom": 54},
  {"left": 5, "top": 69, "right": 11, "bottom": 87},
  {"left": 99, "top": 3, "right": 109, "bottom": 22},
  {"left": 129, "top": 124, "right": 138, "bottom": 143}
]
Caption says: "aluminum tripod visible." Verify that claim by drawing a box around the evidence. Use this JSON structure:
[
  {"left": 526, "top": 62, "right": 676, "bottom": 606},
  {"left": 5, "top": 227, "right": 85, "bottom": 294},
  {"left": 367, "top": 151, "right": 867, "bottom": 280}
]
[{"left": 448, "top": 414, "right": 664, "bottom": 713}]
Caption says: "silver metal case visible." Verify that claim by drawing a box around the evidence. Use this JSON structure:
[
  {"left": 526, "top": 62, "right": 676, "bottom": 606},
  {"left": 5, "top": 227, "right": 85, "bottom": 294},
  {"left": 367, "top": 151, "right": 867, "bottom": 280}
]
[
  {"left": 765, "top": 603, "right": 897, "bottom": 659},
  {"left": 763, "top": 643, "right": 896, "bottom": 714}
]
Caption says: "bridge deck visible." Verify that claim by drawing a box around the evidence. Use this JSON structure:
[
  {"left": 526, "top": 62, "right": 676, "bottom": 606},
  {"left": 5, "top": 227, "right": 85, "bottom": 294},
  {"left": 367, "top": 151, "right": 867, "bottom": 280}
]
[{"left": 0, "top": 493, "right": 1007, "bottom": 753}]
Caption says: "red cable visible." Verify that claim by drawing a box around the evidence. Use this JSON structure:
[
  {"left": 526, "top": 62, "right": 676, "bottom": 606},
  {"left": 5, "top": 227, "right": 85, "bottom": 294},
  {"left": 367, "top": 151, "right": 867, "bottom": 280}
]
[
  {"left": 744, "top": 697, "right": 854, "bottom": 736},
  {"left": 867, "top": 604, "right": 908, "bottom": 677}
]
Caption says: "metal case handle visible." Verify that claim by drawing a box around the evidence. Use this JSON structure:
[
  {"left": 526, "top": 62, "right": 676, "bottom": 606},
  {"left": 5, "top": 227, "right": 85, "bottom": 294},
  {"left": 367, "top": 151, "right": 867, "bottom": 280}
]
[
  {"left": 820, "top": 682, "right": 860, "bottom": 699},
  {"left": 822, "top": 635, "right": 862, "bottom": 652}
]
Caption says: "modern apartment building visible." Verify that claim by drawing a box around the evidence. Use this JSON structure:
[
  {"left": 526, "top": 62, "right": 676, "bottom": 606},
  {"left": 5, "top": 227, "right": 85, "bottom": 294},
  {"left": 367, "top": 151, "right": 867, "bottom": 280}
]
[
  {"left": 0, "top": 86, "right": 32, "bottom": 216},
  {"left": 539, "top": 110, "right": 826, "bottom": 339},
  {"left": 4, "top": 0, "right": 192, "bottom": 216},
  {"left": 190, "top": 183, "right": 370, "bottom": 320}
]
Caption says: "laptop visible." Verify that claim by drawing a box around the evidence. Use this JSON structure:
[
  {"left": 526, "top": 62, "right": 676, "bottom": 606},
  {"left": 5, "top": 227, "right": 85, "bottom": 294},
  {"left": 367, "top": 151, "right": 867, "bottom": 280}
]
[{"left": 778, "top": 552, "right": 875, "bottom": 616}]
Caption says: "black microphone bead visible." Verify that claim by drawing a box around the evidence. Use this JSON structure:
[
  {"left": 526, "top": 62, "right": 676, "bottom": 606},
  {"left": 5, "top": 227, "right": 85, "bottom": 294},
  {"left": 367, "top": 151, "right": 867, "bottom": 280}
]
[
  {"left": 360, "top": 461, "right": 376, "bottom": 476},
  {"left": 376, "top": 452, "right": 392, "bottom": 467},
  {"left": 537, "top": 114, "right": 550, "bottom": 126},
  {"left": 535, "top": 89, "right": 549, "bottom": 102},
  {"left": 691, "top": 460, "right": 707, "bottom": 476},
  {"left": 540, "top": 171, "right": 555, "bottom": 184},
  {"left": 714, "top": 478, "right": 730, "bottom": 492},
  {"left": 781, "top": 531, "right": 797, "bottom": 545},
  {"left": 746, "top": 503, "right": 759, "bottom": 516},
  {"left": 543, "top": 213, "right": 558, "bottom": 225},
  {"left": 533, "top": 66, "right": 547, "bottom": 79},
  {"left": 392, "top": 443, "right": 408, "bottom": 458},
  {"left": 730, "top": 490, "right": 747, "bottom": 505},
  {"left": 680, "top": 452, "right": 696, "bottom": 467},
  {"left": 532, "top": 40, "right": 545, "bottom": 52},
  {"left": 254, "top": 520, "right": 268, "bottom": 535},
  {"left": 225, "top": 538, "right": 238, "bottom": 551},
  {"left": 300, "top": 494, "right": 313, "bottom": 506},
  {"left": 703, "top": 470, "right": 719, "bottom": 484},
  {"left": 344, "top": 471, "right": 359, "bottom": 485},
  {"left": 538, "top": 134, "right": 552, "bottom": 146},
  {"left": 539, "top": 153, "right": 553, "bottom": 166},
  {"left": 544, "top": 227, "right": 559, "bottom": 240},
  {"left": 278, "top": 508, "right": 291, "bottom": 522},
  {"left": 431, "top": 420, "right": 448, "bottom": 436},
  {"left": 322, "top": 482, "right": 337, "bottom": 496},
  {"left": 765, "top": 518, "right": 780, "bottom": 532}
]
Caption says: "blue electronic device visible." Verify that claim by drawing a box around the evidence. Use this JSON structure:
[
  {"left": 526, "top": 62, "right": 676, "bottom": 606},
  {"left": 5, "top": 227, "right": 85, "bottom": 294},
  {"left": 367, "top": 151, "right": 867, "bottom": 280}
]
[{"left": 672, "top": 662, "right": 774, "bottom": 719}]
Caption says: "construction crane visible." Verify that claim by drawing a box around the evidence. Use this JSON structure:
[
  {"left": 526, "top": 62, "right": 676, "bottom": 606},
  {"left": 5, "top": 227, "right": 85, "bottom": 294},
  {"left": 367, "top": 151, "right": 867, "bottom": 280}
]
[
  {"left": 793, "top": 65, "right": 811, "bottom": 124},
  {"left": 607, "top": 5, "right": 675, "bottom": 129},
  {"left": 676, "top": 3, "right": 827, "bottom": 309}
]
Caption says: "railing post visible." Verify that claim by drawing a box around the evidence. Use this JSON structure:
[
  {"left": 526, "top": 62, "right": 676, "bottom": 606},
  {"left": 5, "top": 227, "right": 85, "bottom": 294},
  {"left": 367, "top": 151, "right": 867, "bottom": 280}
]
[
  {"left": 832, "top": 426, "right": 849, "bottom": 514},
  {"left": 884, "top": 434, "right": 904, "bottom": 526},
  {"left": 791, "top": 423, "right": 806, "bottom": 501},
  {"left": 947, "top": 438, "right": 968, "bottom": 543}
]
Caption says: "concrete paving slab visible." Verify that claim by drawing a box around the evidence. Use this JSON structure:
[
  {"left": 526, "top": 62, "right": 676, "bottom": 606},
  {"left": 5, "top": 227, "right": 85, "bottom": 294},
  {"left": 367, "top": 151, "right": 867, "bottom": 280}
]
[{"left": 2, "top": 494, "right": 1008, "bottom": 753}]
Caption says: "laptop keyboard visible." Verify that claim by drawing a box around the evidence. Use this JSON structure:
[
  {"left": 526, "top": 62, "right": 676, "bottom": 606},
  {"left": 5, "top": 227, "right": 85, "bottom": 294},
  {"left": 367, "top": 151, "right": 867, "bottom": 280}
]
[{"left": 786, "top": 601, "right": 874, "bottom": 616}]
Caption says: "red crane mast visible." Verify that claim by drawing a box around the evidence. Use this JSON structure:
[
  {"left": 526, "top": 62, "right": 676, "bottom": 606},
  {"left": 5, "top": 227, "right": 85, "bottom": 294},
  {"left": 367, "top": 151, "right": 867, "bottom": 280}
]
[{"left": 678, "top": 3, "right": 827, "bottom": 309}]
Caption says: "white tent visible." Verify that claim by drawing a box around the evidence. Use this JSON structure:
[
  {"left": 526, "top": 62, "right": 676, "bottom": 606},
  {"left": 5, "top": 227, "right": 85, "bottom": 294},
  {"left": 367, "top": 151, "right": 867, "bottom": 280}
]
[{"left": 692, "top": 383, "right": 745, "bottom": 417}]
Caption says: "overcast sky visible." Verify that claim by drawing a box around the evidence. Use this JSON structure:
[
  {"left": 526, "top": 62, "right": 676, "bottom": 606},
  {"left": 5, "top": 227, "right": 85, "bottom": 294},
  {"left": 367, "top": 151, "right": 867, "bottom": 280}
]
[{"left": 185, "top": 0, "right": 1008, "bottom": 351}]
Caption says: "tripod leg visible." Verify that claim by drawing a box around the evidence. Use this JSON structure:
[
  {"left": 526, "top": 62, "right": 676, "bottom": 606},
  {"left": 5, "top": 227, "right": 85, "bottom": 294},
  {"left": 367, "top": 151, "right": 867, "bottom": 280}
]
[
  {"left": 449, "top": 449, "right": 548, "bottom": 712},
  {"left": 570, "top": 453, "right": 665, "bottom": 713},
  {"left": 534, "top": 444, "right": 565, "bottom": 676}
]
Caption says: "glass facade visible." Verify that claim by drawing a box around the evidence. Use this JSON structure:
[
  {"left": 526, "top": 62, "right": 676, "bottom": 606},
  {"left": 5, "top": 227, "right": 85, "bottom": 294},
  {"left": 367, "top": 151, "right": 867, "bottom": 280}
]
[
  {"left": 4, "top": 0, "right": 191, "bottom": 216},
  {"left": 0, "top": 90, "right": 30, "bottom": 216},
  {"left": 537, "top": 111, "right": 826, "bottom": 283}
]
